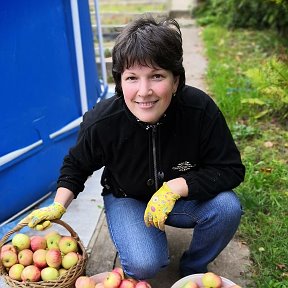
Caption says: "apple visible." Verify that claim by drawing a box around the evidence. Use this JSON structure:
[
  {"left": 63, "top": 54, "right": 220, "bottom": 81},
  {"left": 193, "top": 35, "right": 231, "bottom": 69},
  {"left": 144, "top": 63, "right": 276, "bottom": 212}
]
[
  {"left": 41, "top": 266, "right": 60, "bottom": 281},
  {"left": 21, "top": 265, "right": 41, "bottom": 282},
  {"left": 58, "top": 236, "right": 78, "bottom": 254},
  {"left": 45, "top": 231, "right": 62, "bottom": 249},
  {"left": 61, "top": 251, "right": 79, "bottom": 269},
  {"left": 46, "top": 248, "right": 62, "bottom": 268},
  {"left": 201, "top": 272, "right": 222, "bottom": 288},
  {"left": 33, "top": 249, "right": 47, "bottom": 269},
  {"left": 75, "top": 276, "right": 96, "bottom": 288},
  {"left": 180, "top": 280, "right": 199, "bottom": 288},
  {"left": 1, "top": 243, "right": 17, "bottom": 254},
  {"left": 228, "top": 286, "right": 242, "bottom": 288},
  {"left": 135, "top": 281, "right": 152, "bottom": 288},
  {"left": 18, "top": 248, "right": 33, "bottom": 266},
  {"left": 1, "top": 250, "right": 18, "bottom": 268},
  {"left": 103, "top": 270, "right": 122, "bottom": 288},
  {"left": 8, "top": 263, "right": 25, "bottom": 281},
  {"left": 30, "top": 235, "right": 47, "bottom": 251},
  {"left": 59, "top": 268, "right": 68, "bottom": 276},
  {"left": 95, "top": 283, "right": 105, "bottom": 288},
  {"left": 119, "top": 279, "right": 136, "bottom": 288},
  {"left": 113, "top": 267, "right": 125, "bottom": 280},
  {"left": 12, "top": 233, "right": 30, "bottom": 251}
]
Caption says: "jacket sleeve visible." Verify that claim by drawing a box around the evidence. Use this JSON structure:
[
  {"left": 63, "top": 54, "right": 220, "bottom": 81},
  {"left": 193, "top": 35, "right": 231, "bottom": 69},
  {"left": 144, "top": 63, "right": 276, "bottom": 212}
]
[
  {"left": 56, "top": 115, "right": 104, "bottom": 198},
  {"left": 181, "top": 106, "right": 245, "bottom": 200}
]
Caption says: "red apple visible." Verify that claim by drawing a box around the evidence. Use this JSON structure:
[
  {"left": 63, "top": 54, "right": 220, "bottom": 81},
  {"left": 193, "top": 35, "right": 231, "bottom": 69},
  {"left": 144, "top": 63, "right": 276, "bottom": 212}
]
[
  {"left": 58, "top": 236, "right": 78, "bottom": 254},
  {"left": 201, "top": 272, "right": 222, "bottom": 288},
  {"left": 75, "top": 276, "right": 96, "bottom": 288},
  {"left": 113, "top": 267, "right": 125, "bottom": 280},
  {"left": 1, "top": 250, "right": 18, "bottom": 268},
  {"left": 119, "top": 279, "right": 136, "bottom": 288},
  {"left": 103, "top": 271, "right": 122, "bottom": 288},
  {"left": 21, "top": 265, "right": 41, "bottom": 282},
  {"left": 135, "top": 281, "right": 152, "bottom": 288},
  {"left": 8, "top": 263, "right": 25, "bottom": 281},
  {"left": 33, "top": 249, "right": 48, "bottom": 269},
  {"left": 18, "top": 248, "right": 33, "bottom": 266},
  {"left": 1, "top": 244, "right": 17, "bottom": 254},
  {"left": 46, "top": 248, "right": 62, "bottom": 268},
  {"left": 95, "top": 283, "right": 105, "bottom": 288},
  {"left": 228, "top": 285, "right": 242, "bottom": 288},
  {"left": 12, "top": 233, "right": 30, "bottom": 251},
  {"left": 41, "top": 266, "right": 60, "bottom": 281},
  {"left": 30, "top": 235, "right": 47, "bottom": 251},
  {"left": 62, "top": 251, "right": 79, "bottom": 269}
]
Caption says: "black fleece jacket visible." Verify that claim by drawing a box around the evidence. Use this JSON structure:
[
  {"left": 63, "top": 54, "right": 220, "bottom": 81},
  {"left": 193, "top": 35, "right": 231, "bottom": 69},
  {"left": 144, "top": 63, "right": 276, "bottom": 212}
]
[{"left": 57, "top": 85, "right": 245, "bottom": 202}]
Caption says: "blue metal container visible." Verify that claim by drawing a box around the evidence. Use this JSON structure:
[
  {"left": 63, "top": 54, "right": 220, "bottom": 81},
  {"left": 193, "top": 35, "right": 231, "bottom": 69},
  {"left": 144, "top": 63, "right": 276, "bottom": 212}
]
[{"left": 0, "top": 0, "right": 107, "bottom": 224}]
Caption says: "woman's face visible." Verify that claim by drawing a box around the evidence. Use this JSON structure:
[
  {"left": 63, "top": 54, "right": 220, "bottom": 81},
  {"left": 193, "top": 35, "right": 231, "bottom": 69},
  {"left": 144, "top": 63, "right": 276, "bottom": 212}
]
[{"left": 121, "top": 64, "right": 179, "bottom": 124}]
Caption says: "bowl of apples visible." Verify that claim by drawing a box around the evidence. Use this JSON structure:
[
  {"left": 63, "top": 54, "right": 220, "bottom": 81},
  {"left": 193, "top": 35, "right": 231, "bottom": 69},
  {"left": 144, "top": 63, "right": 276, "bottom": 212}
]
[{"left": 171, "top": 272, "right": 241, "bottom": 288}]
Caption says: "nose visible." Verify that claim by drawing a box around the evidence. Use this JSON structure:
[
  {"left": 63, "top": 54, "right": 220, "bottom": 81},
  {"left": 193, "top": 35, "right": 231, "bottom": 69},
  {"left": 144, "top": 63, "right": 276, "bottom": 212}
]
[{"left": 138, "top": 79, "right": 151, "bottom": 97}]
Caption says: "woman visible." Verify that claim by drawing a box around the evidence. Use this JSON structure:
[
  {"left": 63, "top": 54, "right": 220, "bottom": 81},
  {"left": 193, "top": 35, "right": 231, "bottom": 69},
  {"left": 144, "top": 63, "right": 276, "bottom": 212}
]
[{"left": 22, "top": 16, "right": 245, "bottom": 280}]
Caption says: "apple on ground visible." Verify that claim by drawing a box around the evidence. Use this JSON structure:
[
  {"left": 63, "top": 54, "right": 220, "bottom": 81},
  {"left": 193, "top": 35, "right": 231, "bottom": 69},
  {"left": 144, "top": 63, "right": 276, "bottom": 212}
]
[
  {"left": 1, "top": 244, "right": 17, "bottom": 254},
  {"left": 58, "top": 236, "right": 78, "bottom": 254},
  {"left": 62, "top": 251, "right": 79, "bottom": 269},
  {"left": 135, "top": 281, "right": 152, "bottom": 288},
  {"left": 18, "top": 248, "right": 33, "bottom": 266},
  {"left": 45, "top": 231, "right": 62, "bottom": 249},
  {"left": 12, "top": 233, "right": 30, "bottom": 251},
  {"left": 46, "top": 248, "right": 62, "bottom": 268},
  {"left": 30, "top": 235, "right": 47, "bottom": 251},
  {"left": 75, "top": 276, "right": 96, "bottom": 288},
  {"left": 21, "top": 265, "right": 41, "bottom": 282},
  {"left": 112, "top": 267, "right": 125, "bottom": 280},
  {"left": 103, "top": 270, "right": 122, "bottom": 288},
  {"left": 33, "top": 249, "right": 48, "bottom": 269},
  {"left": 41, "top": 266, "right": 60, "bottom": 281},
  {"left": 8, "top": 263, "right": 25, "bottom": 281},
  {"left": 119, "top": 279, "right": 136, "bottom": 288},
  {"left": 201, "top": 272, "right": 222, "bottom": 288},
  {"left": 180, "top": 280, "right": 199, "bottom": 288},
  {"left": 1, "top": 250, "right": 18, "bottom": 268}
]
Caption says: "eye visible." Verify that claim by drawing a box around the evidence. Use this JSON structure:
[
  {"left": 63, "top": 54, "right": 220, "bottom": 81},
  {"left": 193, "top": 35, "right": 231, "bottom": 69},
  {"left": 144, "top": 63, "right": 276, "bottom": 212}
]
[
  {"left": 152, "top": 74, "right": 163, "bottom": 80},
  {"left": 125, "top": 76, "right": 137, "bottom": 81}
]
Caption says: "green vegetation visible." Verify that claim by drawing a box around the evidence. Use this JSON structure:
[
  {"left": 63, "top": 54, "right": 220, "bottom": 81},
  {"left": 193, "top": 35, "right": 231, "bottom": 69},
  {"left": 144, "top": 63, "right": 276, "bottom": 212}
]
[{"left": 199, "top": 20, "right": 288, "bottom": 288}]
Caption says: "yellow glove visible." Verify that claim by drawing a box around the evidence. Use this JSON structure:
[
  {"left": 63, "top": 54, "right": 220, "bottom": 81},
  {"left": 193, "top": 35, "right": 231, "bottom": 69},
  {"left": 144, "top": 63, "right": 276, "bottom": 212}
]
[
  {"left": 20, "top": 202, "right": 66, "bottom": 231},
  {"left": 144, "top": 182, "right": 180, "bottom": 231}
]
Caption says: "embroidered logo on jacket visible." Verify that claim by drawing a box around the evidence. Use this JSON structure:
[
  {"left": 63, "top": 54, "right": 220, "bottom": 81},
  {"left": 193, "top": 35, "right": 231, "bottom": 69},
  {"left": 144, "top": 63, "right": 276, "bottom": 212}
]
[{"left": 172, "top": 161, "right": 196, "bottom": 172}]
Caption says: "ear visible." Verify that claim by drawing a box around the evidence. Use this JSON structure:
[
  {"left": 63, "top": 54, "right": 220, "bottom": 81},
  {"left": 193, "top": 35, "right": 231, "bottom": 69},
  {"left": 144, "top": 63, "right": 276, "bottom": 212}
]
[{"left": 173, "top": 75, "right": 180, "bottom": 91}]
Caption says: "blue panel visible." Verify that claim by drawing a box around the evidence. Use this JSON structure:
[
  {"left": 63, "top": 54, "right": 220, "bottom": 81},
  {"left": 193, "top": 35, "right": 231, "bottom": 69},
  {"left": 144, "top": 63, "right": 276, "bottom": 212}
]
[{"left": 0, "top": 0, "right": 103, "bottom": 223}]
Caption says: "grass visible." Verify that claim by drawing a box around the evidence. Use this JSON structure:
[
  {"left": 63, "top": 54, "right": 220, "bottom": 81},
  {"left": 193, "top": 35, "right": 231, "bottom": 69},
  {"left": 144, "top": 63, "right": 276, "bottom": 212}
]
[{"left": 201, "top": 25, "right": 288, "bottom": 287}]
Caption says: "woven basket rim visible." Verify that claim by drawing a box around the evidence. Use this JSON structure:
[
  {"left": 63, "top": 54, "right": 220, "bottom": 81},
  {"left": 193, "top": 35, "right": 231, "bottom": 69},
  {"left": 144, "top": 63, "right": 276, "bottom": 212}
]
[{"left": 0, "top": 219, "right": 87, "bottom": 288}]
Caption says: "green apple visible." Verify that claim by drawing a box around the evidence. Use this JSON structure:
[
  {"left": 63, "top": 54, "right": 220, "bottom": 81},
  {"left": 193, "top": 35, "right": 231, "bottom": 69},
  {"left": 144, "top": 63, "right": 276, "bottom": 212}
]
[
  {"left": 61, "top": 251, "right": 79, "bottom": 269},
  {"left": 58, "top": 236, "right": 78, "bottom": 254},
  {"left": 8, "top": 263, "right": 25, "bottom": 281},
  {"left": 41, "top": 266, "right": 60, "bottom": 281},
  {"left": 45, "top": 231, "right": 62, "bottom": 249},
  {"left": 201, "top": 272, "right": 222, "bottom": 288},
  {"left": 103, "top": 271, "right": 122, "bottom": 288},
  {"left": 180, "top": 280, "right": 199, "bottom": 288},
  {"left": 12, "top": 233, "right": 30, "bottom": 251}
]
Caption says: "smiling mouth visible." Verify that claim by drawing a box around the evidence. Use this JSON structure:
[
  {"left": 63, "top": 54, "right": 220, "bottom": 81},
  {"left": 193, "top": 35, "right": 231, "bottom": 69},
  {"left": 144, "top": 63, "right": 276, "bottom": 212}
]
[{"left": 135, "top": 100, "right": 158, "bottom": 108}]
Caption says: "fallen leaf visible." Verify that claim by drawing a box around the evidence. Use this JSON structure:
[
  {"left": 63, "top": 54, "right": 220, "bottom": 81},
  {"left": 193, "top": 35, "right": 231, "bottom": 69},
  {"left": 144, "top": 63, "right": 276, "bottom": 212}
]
[{"left": 264, "top": 141, "right": 274, "bottom": 148}]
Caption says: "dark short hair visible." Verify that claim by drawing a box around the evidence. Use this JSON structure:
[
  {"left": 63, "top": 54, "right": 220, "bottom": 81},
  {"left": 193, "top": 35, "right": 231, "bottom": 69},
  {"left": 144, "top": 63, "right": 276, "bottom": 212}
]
[{"left": 112, "top": 15, "right": 186, "bottom": 97}]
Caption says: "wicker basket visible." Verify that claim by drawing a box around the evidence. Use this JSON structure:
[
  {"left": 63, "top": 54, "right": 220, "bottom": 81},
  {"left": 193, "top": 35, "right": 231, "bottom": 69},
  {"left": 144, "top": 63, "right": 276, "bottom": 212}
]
[{"left": 0, "top": 219, "right": 87, "bottom": 288}]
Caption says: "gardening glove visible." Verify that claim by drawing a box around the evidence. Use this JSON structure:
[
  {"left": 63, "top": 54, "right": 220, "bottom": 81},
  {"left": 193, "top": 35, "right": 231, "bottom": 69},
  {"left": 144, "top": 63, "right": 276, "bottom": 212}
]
[
  {"left": 144, "top": 182, "right": 180, "bottom": 231},
  {"left": 20, "top": 202, "right": 66, "bottom": 231}
]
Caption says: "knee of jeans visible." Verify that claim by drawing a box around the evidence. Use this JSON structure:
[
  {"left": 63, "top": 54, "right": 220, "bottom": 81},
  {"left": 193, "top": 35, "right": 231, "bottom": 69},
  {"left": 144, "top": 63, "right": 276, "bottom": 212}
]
[
  {"left": 215, "top": 192, "right": 242, "bottom": 222},
  {"left": 123, "top": 256, "right": 167, "bottom": 280}
]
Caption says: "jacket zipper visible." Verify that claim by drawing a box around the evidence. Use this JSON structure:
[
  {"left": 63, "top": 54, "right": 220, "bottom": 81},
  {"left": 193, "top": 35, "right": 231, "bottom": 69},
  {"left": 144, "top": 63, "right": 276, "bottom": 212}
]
[{"left": 152, "top": 126, "right": 159, "bottom": 190}]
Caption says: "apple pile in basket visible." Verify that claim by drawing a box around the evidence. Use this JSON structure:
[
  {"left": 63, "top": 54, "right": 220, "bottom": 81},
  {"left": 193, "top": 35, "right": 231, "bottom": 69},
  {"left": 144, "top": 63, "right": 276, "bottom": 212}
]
[{"left": 1, "top": 231, "right": 82, "bottom": 282}]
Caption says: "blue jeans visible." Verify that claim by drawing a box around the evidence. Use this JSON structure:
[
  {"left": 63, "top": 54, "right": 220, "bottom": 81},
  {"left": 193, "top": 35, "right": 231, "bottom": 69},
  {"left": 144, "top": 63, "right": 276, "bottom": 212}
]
[{"left": 103, "top": 191, "right": 242, "bottom": 280}]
